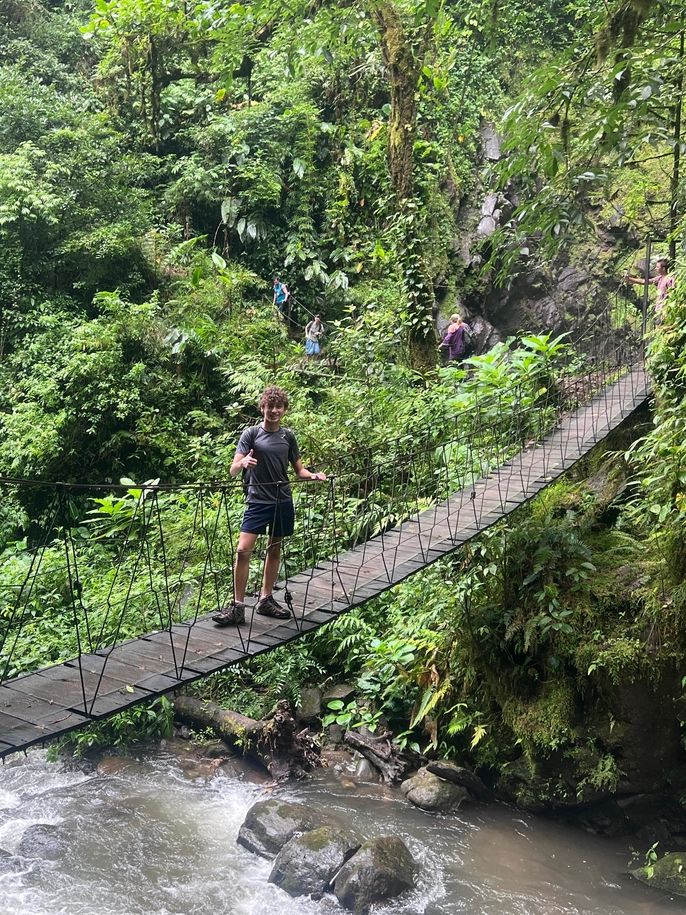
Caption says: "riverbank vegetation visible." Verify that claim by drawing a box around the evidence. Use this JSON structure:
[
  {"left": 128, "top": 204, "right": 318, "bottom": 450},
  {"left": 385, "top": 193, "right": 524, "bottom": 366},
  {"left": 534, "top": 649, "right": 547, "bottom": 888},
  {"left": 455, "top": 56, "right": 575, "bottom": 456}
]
[{"left": 2, "top": 0, "right": 686, "bottom": 840}]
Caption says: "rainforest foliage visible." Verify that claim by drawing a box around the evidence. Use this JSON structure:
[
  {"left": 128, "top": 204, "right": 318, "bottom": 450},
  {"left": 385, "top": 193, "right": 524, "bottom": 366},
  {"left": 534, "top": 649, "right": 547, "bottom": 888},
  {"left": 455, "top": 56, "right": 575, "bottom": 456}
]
[{"left": 1, "top": 0, "right": 686, "bottom": 786}]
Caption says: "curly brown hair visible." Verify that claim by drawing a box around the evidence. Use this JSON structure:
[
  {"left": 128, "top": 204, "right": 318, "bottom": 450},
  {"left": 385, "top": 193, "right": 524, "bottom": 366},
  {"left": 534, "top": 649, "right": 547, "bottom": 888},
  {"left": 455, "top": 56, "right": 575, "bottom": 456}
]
[{"left": 259, "top": 386, "right": 289, "bottom": 410}]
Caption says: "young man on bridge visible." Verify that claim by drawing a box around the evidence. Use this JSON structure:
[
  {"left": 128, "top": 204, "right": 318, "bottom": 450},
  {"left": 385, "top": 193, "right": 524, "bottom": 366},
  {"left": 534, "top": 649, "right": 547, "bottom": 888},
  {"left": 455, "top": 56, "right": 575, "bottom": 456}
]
[{"left": 213, "top": 386, "right": 327, "bottom": 625}]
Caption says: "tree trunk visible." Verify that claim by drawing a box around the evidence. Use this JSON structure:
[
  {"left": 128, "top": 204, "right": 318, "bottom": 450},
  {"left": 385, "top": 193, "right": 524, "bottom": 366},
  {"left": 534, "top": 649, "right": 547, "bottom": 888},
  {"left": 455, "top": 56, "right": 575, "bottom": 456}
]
[
  {"left": 373, "top": 3, "right": 425, "bottom": 202},
  {"left": 173, "top": 696, "right": 320, "bottom": 780},
  {"left": 670, "top": 21, "right": 684, "bottom": 262},
  {"left": 149, "top": 37, "right": 161, "bottom": 151},
  {"left": 373, "top": 2, "right": 437, "bottom": 369}
]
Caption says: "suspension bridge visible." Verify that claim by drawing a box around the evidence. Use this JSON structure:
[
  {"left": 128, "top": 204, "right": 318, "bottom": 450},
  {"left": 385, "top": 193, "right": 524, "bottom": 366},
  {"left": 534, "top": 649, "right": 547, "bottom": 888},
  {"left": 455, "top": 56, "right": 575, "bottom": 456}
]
[{"left": 0, "top": 264, "right": 657, "bottom": 757}]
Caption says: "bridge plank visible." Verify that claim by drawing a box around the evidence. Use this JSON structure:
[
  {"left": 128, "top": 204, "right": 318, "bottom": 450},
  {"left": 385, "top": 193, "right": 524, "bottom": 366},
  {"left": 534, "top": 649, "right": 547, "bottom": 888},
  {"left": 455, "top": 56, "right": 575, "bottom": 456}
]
[{"left": 8, "top": 667, "right": 152, "bottom": 718}]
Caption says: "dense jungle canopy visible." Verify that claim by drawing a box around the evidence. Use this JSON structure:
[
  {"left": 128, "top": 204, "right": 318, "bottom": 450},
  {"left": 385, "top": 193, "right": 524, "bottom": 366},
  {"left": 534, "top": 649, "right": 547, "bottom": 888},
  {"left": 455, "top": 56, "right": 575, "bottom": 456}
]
[{"left": 3, "top": 0, "right": 686, "bottom": 838}]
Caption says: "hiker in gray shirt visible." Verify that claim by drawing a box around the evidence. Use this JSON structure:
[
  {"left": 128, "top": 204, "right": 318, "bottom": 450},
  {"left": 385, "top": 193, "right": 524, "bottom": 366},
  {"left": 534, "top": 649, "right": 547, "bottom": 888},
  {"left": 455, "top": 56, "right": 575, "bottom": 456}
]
[{"left": 213, "top": 386, "right": 327, "bottom": 625}]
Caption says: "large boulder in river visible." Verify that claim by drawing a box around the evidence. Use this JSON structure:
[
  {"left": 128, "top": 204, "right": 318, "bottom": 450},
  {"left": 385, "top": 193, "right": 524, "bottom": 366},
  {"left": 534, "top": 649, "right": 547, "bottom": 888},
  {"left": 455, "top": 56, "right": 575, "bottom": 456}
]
[
  {"left": 17, "top": 824, "right": 70, "bottom": 861},
  {"left": 425, "top": 760, "right": 492, "bottom": 801},
  {"left": 334, "top": 836, "right": 416, "bottom": 914},
  {"left": 237, "top": 800, "right": 327, "bottom": 858},
  {"left": 269, "top": 825, "right": 361, "bottom": 898},
  {"left": 401, "top": 767, "right": 468, "bottom": 812},
  {"left": 631, "top": 852, "right": 686, "bottom": 897}
]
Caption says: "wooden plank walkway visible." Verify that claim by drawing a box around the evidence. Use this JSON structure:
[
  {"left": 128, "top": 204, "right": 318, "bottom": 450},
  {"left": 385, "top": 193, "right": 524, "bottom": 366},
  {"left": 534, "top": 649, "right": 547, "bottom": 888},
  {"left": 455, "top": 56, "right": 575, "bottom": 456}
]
[{"left": 0, "top": 365, "right": 649, "bottom": 756}]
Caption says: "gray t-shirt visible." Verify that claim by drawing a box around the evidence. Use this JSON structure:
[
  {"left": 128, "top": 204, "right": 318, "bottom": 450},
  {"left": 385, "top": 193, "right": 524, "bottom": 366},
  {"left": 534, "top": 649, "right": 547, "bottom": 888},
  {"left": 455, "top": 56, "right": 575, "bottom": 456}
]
[{"left": 237, "top": 424, "right": 300, "bottom": 504}]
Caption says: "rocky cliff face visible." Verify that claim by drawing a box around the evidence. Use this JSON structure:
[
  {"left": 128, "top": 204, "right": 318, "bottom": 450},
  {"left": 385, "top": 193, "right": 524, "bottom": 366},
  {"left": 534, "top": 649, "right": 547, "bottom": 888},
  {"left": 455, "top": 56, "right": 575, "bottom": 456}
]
[
  {"left": 443, "top": 120, "right": 643, "bottom": 354},
  {"left": 489, "top": 422, "right": 686, "bottom": 845}
]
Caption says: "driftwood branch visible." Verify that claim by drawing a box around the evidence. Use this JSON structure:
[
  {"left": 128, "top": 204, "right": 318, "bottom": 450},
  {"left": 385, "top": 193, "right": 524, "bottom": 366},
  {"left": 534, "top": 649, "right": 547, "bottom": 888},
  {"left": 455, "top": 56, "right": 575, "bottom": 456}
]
[
  {"left": 344, "top": 728, "right": 415, "bottom": 782},
  {"left": 173, "top": 696, "right": 320, "bottom": 780}
]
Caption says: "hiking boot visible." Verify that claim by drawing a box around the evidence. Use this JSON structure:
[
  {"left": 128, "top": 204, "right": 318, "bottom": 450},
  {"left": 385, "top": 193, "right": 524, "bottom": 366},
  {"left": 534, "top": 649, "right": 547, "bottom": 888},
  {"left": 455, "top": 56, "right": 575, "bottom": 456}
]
[
  {"left": 255, "top": 594, "right": 290, "bottom": 619},
  {"left": 212, "top": 601, "right": 246, "bottom": 626}
]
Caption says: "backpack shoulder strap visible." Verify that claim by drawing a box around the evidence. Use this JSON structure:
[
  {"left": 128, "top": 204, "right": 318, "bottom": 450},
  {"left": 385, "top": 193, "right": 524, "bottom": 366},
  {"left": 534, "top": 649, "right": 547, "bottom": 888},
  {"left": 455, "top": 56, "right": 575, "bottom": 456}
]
[
  {"left": 282, "top": 427, "right": 298, "bottom": 458},
  {"left": 240, "top": 424, "right": 260, "bottom": 456}
]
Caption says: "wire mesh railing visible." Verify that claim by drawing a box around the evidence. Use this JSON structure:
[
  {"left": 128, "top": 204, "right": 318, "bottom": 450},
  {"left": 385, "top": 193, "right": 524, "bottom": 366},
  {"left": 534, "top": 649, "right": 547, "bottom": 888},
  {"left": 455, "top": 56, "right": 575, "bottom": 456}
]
[{"left": 0, "top": 245, "right": 660, "bottom": 742}]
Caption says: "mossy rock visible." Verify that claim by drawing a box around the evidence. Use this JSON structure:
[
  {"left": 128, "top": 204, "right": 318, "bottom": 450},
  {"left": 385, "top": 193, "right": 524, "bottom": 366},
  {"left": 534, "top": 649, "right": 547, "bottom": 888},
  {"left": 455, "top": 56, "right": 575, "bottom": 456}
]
[
  {"left": 495, "top": 757, "right": 550, "bottom": 812},
  {"left": 400, "top": 767, "right": 467, "bottom": 812},
  {"left": 334, "top": 836, "right": 416, "bottom": 914},
  {"left": 269, "top": 826, "right": 361, "bottom": 898},
  {"left": 237, "top": 800, "right": 328, "bottom": 858},
  {"left": 631, "top": 852, "right": 686, "bottom": 896}
]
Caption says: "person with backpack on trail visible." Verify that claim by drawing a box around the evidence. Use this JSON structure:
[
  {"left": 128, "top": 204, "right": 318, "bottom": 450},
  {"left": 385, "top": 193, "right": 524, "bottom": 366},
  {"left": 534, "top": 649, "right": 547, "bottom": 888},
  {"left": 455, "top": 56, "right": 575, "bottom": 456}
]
[
  {"left": 304, "top": 314, "right": 324, "bottom": 356},
  {"left": 273, "top": 275, "right": 290, "bottom": 316},
  {"left": 440, "top": 313, "right": 472, "bottom": 362},
  {"left": 213, "top": 386, "right": 327, "bottom": 626}
]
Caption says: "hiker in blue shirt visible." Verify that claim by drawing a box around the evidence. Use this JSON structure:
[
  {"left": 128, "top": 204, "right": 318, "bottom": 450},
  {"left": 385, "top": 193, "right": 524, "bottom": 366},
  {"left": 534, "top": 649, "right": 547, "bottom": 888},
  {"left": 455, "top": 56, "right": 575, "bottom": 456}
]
[
  {"left": 213, "top": 386, "right": 327, "bottom": 626},
  {"left": 273, "top": 276, "right": 290, "bottom": 315}
]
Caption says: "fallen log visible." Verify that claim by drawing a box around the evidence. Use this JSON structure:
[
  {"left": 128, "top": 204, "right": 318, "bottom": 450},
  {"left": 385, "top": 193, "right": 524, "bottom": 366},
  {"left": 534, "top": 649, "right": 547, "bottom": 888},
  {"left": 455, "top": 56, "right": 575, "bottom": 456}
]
[
  {"left": 344, "top": 728, "right": 416, "bottom": 783},
  {"left": 173, "top": 696, "right": 320, "bottom": 780}
]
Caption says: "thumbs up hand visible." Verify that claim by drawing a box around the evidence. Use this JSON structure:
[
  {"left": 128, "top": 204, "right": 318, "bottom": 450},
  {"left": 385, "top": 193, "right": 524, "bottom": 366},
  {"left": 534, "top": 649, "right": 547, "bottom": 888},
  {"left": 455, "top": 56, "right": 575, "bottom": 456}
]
[{"left": 242, "top": 449, "right": 258, "bottom": 470}]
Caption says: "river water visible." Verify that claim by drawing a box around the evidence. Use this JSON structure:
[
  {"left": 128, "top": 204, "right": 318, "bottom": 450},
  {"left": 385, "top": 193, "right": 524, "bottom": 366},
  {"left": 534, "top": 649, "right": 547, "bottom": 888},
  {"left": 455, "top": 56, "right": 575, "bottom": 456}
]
[{"left": 0, "top": 744, "right": 680, "bottom": 915}]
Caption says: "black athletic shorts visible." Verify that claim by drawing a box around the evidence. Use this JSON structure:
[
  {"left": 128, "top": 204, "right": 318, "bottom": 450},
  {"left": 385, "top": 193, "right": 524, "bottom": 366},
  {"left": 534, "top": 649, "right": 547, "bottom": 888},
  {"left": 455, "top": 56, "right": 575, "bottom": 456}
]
[{"left": 241, "top": 501, "right": 295, "bottom": 537}]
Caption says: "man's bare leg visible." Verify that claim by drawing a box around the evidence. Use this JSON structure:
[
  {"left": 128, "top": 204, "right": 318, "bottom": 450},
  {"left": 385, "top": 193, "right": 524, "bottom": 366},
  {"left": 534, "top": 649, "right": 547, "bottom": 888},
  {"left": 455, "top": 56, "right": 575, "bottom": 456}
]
[
  {"left": 234, "top": 531, "right": 258, "bottom": 603},
  {"left": 261, "top": 537, "right": 282, "bottom": 599},
  {"left": 213, "top": 531, "right": 257, "bottom": 626}
]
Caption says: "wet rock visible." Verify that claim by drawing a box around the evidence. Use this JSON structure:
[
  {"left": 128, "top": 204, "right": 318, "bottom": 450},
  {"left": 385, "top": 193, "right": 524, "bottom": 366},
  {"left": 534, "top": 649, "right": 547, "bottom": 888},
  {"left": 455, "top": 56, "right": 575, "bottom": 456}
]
[
  {"left": 269, "top": 825, "right": 361, "bottom": 898},
  {"left": 481, "top": 193, "right": 499, "bottom": 217},
  {"left": 354, "top": 758, "right": 377, "bottom": 781},
  {"left": 160, "top": 736, "right": 202, "bottom": 760},
  {"left": 334, "top": 836, "right": 416, "bottom": 914},
  {"left": 400, "top": 767, "right": 468, "bottom": 812},
  {"left": 635, "top": 819, "right": 674, "bottom": 849},
  {"left": 480, "top": 120, "right": 501, "bottom": 161},
  {"left": 631, "top": 852, "right": 686, "bottom": 897},
  {"left": 461, "top": 313, "right": 501, "bottom": 353},
  {"left": 601, "top": 672, "right": 683, "bottom": 794},
  {"left": 180, "top": 758, "right": 223, "bottom": 780},
  {"left": 237, "top": 799, "right": 328, "bottom": 858},
  {"left": 321, "top": 746, "right": 355, "bottom": 771},
  {"left": 322, "top": 683, "right": 355, "bottom": 703},
  {"left": 477, "top": 215, "right": 497, "bottom": 238},
  {"left": 454, "top": 229, "right": 475, "bottom": 267},
  {"left": 18, "top": 824, "right": 70, "bottom": 861},
  {"left": 606, "top": 205, "right": 629, "bottom": 232},
  {"left": 198, "top": 739, "right": 233, "bottom": 759},
  {"left": 218, "top": 756, "right": 272, "bottom": 784},
  {"left": 298, "top": 687, "right": 322, "bottom": 723},
  {"left": 0, "top": 849, "right": 25, "bottom": 873},
  {"left": 425, "top": 761, "right": 491, "bottom": 801},
  {"left": 95, "top": 755, "right": 148, "bottom": 777},
  {"left": 581, "top": 459, "right": 629, "bottom": 526},
  {"left": 326, "top": 723, "right": 345, "bottom": 745},
  {"left": 162, "top": 735, "right": 258, "bottom": 780},
  {"left": 338, "top": 777, "right": 357, "bottom": 790},
  {"left": 556, "top": 265, "right": 590, "bottom": 295}
]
